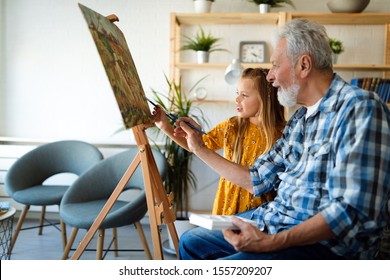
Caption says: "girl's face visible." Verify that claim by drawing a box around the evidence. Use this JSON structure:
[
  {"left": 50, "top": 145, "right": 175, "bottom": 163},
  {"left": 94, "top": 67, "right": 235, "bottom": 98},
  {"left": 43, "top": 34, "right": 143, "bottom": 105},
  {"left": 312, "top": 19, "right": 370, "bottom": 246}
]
[{"left": 236, "top": 77, "right": 261, "bottom": 124}]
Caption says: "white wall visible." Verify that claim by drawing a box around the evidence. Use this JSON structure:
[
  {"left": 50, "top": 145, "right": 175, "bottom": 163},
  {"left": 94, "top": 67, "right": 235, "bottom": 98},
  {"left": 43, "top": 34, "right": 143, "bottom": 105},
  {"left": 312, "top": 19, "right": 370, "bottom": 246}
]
[
  {"left": 1, "top": 0, "right": 390, "bottom": 212},
  {"left": 0, "top": 0, "right": 4, "bottom": 126},
  {"left": 1, "top": 0, "right": 389, "bottom": 142}
]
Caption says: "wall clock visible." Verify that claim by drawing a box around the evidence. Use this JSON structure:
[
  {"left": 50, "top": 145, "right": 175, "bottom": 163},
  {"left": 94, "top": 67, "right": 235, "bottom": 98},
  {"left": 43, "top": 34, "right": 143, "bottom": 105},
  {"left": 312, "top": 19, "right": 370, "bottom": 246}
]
[{"left": 239, "top": 41, "right": 266, "bottom": 63}]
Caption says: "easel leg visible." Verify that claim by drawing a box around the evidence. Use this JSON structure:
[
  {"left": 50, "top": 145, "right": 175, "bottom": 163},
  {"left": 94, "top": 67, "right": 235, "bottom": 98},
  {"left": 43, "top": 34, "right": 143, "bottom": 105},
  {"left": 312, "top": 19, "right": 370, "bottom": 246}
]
[
  {"left": 142, "top": 165, "right": 164, "bottom": 259},
  {"left": 134, "top": 221, "right": 152, "bottom": 260},
  {"left": 70, "top": 153, "right": 142, "bottom": 260},
  {"left": 139, "top": 143, "right": 179, "bottom": 259},
  {"left": 167, "top": 222, "right": 179, "bottom": 256},
  {"left": 69, "top": 125, "right": 179, "bottom": 260}
]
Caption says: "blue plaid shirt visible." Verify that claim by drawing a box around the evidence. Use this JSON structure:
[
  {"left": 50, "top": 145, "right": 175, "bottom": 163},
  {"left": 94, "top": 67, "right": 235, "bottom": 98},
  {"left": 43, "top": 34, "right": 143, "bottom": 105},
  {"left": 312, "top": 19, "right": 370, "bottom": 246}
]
[{"left": 249, "top": 74, "right": 390, "bottom": 259}]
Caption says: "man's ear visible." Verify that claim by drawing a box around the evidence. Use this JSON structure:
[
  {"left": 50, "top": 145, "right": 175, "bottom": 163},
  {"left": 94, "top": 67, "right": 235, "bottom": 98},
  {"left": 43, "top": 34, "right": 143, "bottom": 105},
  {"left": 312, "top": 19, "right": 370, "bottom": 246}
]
[{"left": 299, "top": 54, "right": 312, "bottom": 77}]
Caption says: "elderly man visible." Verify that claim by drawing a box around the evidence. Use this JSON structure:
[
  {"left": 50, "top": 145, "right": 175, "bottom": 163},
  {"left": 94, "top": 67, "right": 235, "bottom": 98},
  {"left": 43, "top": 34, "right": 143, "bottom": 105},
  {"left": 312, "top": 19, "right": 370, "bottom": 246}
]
[{"left": 173, "top": 19, "right": 390, "bottom": 260}]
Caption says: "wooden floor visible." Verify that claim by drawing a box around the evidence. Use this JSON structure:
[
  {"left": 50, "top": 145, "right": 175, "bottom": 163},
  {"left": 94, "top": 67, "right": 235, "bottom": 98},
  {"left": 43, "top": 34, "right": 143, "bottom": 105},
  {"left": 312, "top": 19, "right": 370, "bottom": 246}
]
[{"left": 4, "top": 215, "right": 177, "bottom": 260}]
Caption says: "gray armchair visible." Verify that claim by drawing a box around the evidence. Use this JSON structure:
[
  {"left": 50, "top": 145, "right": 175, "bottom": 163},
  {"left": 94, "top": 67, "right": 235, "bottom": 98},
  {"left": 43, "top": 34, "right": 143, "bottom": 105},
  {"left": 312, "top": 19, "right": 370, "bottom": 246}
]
[
  {"left": 60, "top": 147, "right": 168, "bottom": 260},
  {"left": 5, "top": 140, "right": 103, "bottom": 255}
]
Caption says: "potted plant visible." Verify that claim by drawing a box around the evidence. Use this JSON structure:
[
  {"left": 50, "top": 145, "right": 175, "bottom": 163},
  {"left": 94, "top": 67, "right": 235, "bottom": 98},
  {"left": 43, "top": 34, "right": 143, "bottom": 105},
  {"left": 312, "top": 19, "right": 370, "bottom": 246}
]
[
  {"left": 247, "top": 0, "right": 296, "bottom": 13},
  {"left": 193, "top": 0, "right": 214, "bottom": 13},
  {"left": 150, "top": 75, "right": 209, "bottom": 253},
  {"left": 180, "top": 26, "right": 227, "bottom": 63},
  {"left": 150, "top": 75, "right": 209, "bottom": 219},
  {"left": 328, "top": 37, "right": 344, "bottom": 63}
]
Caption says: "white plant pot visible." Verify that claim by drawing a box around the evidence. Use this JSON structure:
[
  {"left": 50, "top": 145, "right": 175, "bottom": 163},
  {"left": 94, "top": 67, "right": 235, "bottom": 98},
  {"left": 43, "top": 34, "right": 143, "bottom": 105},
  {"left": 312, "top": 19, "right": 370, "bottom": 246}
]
[
  {"left": 332, "top": 53, "right": 339, "bottom": 64},
  {"left": 197, "top": 50, "right": 209, "bottom": 64},
  {"left": 259, "top": 4, "right": 271, "bottom": 13},
  {"left": 194, "top": 0, "right": 212, "bottom": 13}
]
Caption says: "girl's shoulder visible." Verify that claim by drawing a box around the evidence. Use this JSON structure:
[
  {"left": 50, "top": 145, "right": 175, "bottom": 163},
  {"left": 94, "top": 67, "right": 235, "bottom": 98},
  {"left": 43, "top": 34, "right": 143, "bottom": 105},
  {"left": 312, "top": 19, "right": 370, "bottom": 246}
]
[
  {"left": 212, "top": 116, "right": 238, "bottom": 130},
  {"left": 226, "top": 116, "right": 238, "bottom": 126}
]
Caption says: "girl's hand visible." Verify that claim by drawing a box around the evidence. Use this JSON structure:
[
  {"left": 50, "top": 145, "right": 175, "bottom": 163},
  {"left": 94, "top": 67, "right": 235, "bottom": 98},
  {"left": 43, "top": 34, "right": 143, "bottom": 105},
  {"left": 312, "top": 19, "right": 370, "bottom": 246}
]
[{"left": 152, "top": 105, "right": 170, "bottom": 130}]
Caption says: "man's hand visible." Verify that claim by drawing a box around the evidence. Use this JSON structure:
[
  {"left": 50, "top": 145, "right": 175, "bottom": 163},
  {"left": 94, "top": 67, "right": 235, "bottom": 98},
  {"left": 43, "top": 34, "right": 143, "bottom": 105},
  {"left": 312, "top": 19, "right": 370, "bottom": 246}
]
[
  {"left": 223, "top": 214, "right": 335, "bottom": 253},
  {"left": 222, "top": 216, "right": 276, "bottom": 253},
  {"left": 175, "top": 117, "right": 255, "bottom": 193}
]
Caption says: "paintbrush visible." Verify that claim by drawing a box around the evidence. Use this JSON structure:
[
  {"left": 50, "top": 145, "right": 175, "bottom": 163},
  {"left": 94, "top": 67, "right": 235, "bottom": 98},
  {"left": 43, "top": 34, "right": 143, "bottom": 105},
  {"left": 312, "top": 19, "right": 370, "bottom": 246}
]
[{"left": 147, "top": 98, "right": 207, "bottom": 135}]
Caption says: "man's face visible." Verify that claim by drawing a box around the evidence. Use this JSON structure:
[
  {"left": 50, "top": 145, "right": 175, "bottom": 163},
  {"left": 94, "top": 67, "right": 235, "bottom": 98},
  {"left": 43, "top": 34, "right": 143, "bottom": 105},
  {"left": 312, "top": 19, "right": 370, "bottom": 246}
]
[{"left": 267, "top": 39, "right": 300, "bottom": 107}]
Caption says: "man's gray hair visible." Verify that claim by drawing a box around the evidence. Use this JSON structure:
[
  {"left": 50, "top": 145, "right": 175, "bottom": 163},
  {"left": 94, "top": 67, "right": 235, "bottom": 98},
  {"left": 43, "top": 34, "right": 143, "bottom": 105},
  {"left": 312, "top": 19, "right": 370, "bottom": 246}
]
[{"left": 278, "top": 19, "right": 333, "bottom": 70}]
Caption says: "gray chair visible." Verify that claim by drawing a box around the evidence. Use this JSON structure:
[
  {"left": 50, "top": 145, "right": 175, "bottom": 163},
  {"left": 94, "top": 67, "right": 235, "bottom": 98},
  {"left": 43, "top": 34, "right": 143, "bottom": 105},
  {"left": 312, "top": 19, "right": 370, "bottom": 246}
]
[
  {"left": 60, "top": 147, "right": 168, "bottom": 260},
  {"left": 5, "top": 140, "right": 104, "bottom": 255}
]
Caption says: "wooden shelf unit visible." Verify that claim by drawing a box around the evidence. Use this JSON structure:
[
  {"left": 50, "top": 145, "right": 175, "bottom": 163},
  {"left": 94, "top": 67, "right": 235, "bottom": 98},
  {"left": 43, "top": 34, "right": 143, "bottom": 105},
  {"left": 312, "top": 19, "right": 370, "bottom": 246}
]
[
  {"left": 170, "top": 12, "right": 390, "bottom": 101},
  {"left": 175, "top": 62, "right": 390, "bottom": 71}
]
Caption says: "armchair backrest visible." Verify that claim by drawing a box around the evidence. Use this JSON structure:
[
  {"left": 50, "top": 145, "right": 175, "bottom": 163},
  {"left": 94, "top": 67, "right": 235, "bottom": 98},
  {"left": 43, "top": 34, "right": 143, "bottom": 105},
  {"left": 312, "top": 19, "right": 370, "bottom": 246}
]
[{"left": 5, "top": 140, "right": 103, "bottom": 196}]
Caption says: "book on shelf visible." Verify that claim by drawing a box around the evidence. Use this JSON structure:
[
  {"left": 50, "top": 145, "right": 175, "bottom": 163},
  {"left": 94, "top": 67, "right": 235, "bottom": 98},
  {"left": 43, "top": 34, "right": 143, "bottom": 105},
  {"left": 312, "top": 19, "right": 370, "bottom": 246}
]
[
  {"left": 189, "top": 213, "right": 258, "bottom": 230},
  {"left": 351, "top": 77, "right": 390, "bottom": 103}
]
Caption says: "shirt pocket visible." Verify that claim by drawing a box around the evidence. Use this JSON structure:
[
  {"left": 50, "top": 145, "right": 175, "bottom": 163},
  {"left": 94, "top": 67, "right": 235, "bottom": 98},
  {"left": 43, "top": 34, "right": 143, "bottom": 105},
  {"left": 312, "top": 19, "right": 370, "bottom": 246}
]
[
  {"left": 306, "top": 142, "right": 332, "bottom": 183},
  {"left": 282, "top": 142, "right": 304, "bottom": 172}
]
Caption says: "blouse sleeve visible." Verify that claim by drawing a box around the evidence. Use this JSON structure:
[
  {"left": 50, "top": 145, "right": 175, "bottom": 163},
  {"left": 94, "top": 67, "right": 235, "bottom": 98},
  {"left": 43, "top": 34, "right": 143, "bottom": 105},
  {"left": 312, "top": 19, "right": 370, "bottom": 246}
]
[{"left": 202, "top": 119, "right": 229, "bottom": 152}]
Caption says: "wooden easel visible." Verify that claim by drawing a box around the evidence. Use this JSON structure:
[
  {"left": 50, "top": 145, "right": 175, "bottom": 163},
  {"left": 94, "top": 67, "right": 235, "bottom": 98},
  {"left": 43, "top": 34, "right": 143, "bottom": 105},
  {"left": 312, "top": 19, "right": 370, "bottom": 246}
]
[{"left": 70, "top": 125, "right": 179, "bottom": 260}]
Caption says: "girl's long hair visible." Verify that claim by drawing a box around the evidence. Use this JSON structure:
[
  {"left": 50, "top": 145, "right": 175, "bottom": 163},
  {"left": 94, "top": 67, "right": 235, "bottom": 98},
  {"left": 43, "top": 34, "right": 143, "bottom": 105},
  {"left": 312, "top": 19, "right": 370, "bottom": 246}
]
[{"left": 231, "top": 68, "right": 286, "bottom": 164}]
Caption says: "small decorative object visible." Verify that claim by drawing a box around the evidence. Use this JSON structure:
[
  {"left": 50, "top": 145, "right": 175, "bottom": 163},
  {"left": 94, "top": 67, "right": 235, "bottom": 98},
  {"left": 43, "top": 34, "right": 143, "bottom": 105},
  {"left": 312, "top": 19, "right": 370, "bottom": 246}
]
[
  {"left": 327, "top": 0, "right": 370, "bottom": 13},
  {"left": 225, "top": 59, "right": 244, "bottom": 85},
  {"left": 328, "top": 37, "right": 344, "bottom": 64},
  {"left": 194, "top": 87, "right": 208, "bottom": 100},
  {"left": 180, "top": 26, "right": 227, "bottom": 64},
  {"left": 247, "top": 0, "right": 295, "bottom": 14},
  {"left": 193, "top": 0, "right": 214, "bottom": 13},
  {"left": 239, "top": 41, "right": 266, "bottom": 63}
]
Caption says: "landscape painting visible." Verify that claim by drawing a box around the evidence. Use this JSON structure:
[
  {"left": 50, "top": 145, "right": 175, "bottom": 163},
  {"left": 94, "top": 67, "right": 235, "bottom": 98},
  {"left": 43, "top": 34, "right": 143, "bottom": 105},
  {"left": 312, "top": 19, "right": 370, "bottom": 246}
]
[{"left": 79, "top": 3, "right": 153, "bottom": 129}]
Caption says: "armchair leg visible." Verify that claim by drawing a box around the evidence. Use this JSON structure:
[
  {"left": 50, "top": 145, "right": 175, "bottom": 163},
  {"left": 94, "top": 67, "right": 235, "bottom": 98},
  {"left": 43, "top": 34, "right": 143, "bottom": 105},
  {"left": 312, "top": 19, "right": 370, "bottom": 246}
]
[
  {"left": 134, "top": 221, "right": 152, "bottom": 260},
  {"left": 8, "top": 205, "right": 30, "bottom": 254},
  {"left": 96, "top": 229, "right": 105, "bottom": 260},
  {"left": 60, "top": 220, "right": 67, "bottom": 250},
  {"left": 112, "top": 228, "right": 118, "bottom": 257},
  {"left": 38, "top": 206, "right": 46, "bottom": 235},
  {"left": 61, "top": 227, "right": 78, "bottom": 260},
  {"left": 59, "top": 205, "right": 67, "bottom": 249}
]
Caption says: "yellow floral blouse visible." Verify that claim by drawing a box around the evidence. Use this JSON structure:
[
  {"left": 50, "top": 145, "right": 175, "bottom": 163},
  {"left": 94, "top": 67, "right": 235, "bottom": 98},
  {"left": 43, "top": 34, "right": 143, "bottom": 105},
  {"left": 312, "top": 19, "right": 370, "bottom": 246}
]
[{"left": 202, "top": 117, "right": 282, "bottom": 215}]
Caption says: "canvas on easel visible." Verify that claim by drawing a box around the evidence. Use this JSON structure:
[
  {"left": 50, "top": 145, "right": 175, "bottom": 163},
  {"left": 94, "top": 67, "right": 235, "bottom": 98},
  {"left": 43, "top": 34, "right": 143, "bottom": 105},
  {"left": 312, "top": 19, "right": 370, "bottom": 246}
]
[{"left": 71, "top": 3, "right": 179, "bottom": 260}]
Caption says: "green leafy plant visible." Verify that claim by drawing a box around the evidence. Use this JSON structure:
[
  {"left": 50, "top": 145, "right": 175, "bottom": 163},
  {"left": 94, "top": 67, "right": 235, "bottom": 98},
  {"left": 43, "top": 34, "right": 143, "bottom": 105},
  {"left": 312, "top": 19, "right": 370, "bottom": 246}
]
[
  {"left": 180, "top": 26, "right": 227, "bottom": 53},
  {"left": 150, "top": 75, "right": 209, "bottom": 218},
  {"left": 328, "top": 38, "right": 344, "bottom": 54},
  {"left": 247, "top": 0, "right": 295, "bottom": 8}
]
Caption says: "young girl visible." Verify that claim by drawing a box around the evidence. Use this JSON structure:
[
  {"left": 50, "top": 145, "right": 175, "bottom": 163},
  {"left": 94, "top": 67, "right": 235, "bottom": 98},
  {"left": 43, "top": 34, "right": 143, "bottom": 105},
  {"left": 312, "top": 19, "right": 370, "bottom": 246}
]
[{"left": 152, "top": 68, "right": 286, "bottom": 215}]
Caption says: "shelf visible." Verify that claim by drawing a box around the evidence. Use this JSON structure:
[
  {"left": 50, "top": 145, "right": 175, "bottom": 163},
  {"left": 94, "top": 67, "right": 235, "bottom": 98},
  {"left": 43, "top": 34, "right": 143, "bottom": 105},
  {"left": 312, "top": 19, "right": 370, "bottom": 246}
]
[
  {"left": 174, "top": 12, "right": 284, "bottom": 25},
  {"left": 335, "top": 64, "right": 390, "bottom": 71},
  {"left": 193, "top": 99, "right": 234, "bottom": 103},
  {"left": 290, "top": 13, "right": 390, "bottom": 25},
  {"left": 176, "top": 62, "right": 390, "bottom": 72},
  {"left": 176, "top": 62, "right": 271, "bottom": 69},
  {"left": 174, "top": 13, "right": 390, "bottom": 26}
]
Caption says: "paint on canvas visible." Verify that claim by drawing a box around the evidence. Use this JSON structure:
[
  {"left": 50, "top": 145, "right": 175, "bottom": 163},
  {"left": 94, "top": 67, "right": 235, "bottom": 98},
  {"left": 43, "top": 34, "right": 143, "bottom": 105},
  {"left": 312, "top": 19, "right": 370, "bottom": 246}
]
[{"left": 79, "top": 4, "right": 153, "bottom": 129}]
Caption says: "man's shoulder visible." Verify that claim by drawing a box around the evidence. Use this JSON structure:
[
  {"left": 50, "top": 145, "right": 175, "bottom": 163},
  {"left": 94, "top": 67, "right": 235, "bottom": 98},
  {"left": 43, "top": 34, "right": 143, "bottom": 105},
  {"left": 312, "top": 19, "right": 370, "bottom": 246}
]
[{"left": 328, "top": 75, "right": 381, "bottom": 111}]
